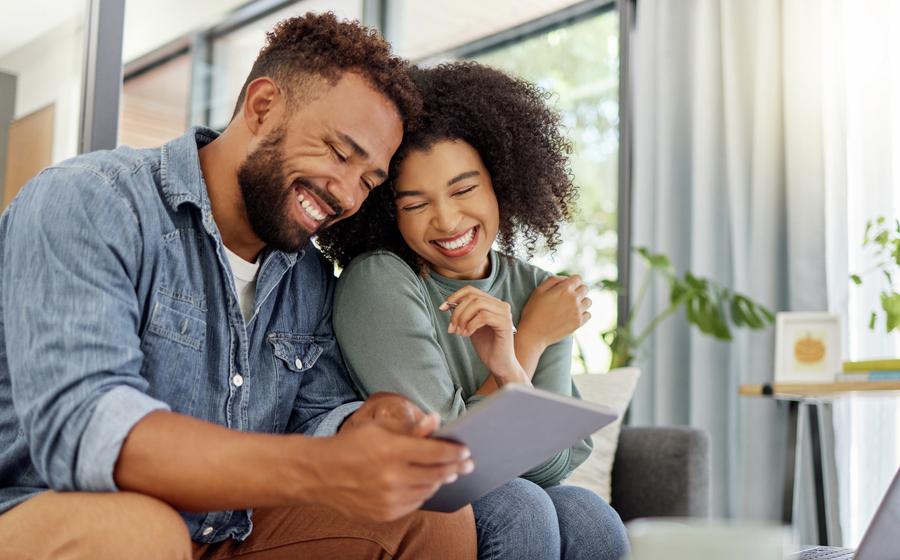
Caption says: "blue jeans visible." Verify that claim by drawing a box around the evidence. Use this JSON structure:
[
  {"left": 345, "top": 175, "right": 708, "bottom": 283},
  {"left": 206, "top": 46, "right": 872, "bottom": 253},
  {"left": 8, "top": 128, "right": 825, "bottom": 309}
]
[{"left": 472, "top": 479, "right": 629, "bottom": 560}]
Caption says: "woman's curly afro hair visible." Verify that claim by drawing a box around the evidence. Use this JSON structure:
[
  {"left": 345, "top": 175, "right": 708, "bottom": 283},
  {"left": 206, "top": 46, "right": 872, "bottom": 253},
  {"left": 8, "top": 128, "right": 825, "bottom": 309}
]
[{"left": 316, "top": 61, "right": 577, "bottom": 273}]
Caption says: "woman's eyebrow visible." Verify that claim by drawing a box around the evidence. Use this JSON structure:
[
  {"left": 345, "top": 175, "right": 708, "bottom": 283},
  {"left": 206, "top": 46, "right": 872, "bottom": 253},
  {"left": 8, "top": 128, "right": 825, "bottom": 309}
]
[{"left": 447, "top": 170, "right": 479, "bottom": 185}]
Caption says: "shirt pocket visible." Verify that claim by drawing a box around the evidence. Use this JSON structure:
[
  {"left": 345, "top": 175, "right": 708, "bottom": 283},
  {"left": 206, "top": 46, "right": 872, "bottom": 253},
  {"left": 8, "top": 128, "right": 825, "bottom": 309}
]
[
  {"left": 140, "top": 290, "right": 207, "bottom": 413},
  {"left": 266, "top": 333, "right": 329, "bottom": 431}
]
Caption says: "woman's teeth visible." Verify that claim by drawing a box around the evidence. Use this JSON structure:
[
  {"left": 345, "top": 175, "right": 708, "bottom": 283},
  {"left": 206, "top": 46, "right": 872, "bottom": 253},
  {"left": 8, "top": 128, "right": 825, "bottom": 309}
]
[
  {"left": 434, "top": 228, "right": 475, "bottom": 250},
  {"left": 297, "top": 192, "right": 326, "bottom": 222}
]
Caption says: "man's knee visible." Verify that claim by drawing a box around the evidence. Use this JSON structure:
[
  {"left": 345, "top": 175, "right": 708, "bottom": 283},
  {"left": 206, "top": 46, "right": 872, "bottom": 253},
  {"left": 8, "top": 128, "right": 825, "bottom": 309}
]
[
  {"left": 396, "top": 506, "right": 476, "bottom": 560},
  {"left": 0, "top": 491, "right": 192, "bottom": 560},
  {"left": 95, "top": 492, "right": 193, "bottom": 560}
]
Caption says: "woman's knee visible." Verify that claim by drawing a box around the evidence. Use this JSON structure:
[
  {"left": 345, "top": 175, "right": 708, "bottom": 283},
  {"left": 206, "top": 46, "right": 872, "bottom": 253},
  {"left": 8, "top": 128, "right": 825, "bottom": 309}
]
[
  {"left": 472, "top": 478, "right": 561, "bottom": 560},
  {"left": 546, "top": 485, "right": 629, "bottom": 560}
]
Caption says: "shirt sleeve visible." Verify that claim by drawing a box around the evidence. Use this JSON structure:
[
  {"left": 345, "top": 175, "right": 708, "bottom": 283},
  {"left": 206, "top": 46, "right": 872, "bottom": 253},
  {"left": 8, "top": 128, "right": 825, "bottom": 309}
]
[
  {"left": 2, "top": 167, "right": 170, "bottom": 492},
  {"left": 333, "top": 253, "right": 468, "bottom": 419}
]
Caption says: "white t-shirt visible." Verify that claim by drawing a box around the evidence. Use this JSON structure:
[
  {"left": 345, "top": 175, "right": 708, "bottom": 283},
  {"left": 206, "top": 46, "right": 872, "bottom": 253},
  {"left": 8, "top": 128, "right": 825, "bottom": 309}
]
[{"left": 224, "top": 245, "right": 261, "bottom": 323}]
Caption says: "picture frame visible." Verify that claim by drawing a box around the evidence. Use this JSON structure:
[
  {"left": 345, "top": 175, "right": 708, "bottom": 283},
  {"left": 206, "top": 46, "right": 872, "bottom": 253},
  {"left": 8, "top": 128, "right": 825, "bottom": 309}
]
[{"left": 774, "top": 312, "right": 843, "bottom": 384}]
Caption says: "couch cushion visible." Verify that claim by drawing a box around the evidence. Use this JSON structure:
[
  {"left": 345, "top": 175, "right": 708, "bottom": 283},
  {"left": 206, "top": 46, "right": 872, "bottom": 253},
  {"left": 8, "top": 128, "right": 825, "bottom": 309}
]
[{"left": 566, "top": 367, "right": 640, "bottom": 502}]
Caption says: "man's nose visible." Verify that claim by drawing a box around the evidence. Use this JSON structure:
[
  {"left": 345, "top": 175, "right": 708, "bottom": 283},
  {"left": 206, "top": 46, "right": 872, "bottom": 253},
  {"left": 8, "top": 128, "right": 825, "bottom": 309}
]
[{"left": 326, "top": 174, "right": 358, "bottom": 215}]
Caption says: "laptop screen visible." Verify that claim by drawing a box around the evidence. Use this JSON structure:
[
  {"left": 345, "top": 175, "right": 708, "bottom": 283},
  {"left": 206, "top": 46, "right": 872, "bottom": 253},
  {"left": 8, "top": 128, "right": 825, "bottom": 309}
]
[{"left": 856, "top": 467, "right": 900, "bottom": 559}]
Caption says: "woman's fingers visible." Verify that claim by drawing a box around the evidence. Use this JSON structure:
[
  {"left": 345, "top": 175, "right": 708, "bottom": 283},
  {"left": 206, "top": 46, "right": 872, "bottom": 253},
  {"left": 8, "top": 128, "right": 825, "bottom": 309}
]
[
  {"left": 454, "top": 300, "right": 510, "bottom": 336},
  {"left": 458, "top": 309, "right": 511, "bottom": 338}
]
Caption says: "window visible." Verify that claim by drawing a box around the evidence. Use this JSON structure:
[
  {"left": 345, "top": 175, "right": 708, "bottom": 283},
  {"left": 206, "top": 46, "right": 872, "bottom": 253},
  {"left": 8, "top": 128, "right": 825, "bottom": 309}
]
[{"left": 119, "top": 54, "right": 192, "bottom": 148}]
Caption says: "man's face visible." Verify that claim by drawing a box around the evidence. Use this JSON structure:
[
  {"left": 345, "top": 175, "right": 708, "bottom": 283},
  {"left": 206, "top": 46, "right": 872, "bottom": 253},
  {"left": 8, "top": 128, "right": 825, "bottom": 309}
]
[{"left": 237, "top": 73, "right": 403, "bottom": 252}]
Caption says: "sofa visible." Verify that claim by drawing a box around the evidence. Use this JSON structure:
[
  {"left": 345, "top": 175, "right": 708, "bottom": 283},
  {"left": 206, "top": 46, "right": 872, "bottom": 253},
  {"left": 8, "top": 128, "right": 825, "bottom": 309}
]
[{"left": 610, "top": 425, "right": 710, "bottom": 522}]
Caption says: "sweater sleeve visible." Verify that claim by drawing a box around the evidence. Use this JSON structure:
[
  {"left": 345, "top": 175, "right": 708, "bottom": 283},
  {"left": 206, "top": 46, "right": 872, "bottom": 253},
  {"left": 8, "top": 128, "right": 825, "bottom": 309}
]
[
  {"left": 520, "top": 331, "right": 594, "bottom": 487},
  {"left": 333, "top": 253, "right": 468, "bottom": 419}
]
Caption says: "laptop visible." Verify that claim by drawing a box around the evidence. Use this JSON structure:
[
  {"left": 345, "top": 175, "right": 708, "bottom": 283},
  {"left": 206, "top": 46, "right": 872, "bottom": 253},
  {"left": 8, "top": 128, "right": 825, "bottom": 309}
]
[{"left": 794, "top": 466, "right": 900, "bottom": 559}]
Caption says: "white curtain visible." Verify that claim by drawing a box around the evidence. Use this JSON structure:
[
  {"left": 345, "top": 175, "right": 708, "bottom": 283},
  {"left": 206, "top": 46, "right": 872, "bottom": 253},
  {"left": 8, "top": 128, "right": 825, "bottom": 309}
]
[{"left": 630, "top": 0, "right": 900, "bottom": 544}]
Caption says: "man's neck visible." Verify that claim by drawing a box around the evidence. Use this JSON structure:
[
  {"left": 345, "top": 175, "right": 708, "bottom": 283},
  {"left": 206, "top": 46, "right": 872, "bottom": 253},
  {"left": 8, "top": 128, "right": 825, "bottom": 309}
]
[{"left": 198, "top": 128, "right": 266, "bottom": 262}]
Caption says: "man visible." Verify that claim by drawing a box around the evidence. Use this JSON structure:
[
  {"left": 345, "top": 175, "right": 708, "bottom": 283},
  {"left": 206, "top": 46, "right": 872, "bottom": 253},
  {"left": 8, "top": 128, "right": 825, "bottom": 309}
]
[{"left": 0, "top": 13, "right": 476, "bottom": 559}]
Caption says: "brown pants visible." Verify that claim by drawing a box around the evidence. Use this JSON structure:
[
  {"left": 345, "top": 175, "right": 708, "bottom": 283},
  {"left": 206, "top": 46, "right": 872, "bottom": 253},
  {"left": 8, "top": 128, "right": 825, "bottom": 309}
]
[{"left": 0, "top": 491, "right": 476, "bottom": 560}]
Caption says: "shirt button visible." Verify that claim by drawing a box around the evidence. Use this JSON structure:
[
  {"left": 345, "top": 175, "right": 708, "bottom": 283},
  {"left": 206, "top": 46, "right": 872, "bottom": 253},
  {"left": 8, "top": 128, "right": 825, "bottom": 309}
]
[
  {"left": 202, "top": 526, "right": 214, "bottom": 536},
  {"left": 294, "top": 357, "right": 303, "bottom": 369},
  {"left": 232, "top": 374, "right": 244, "bottom": 387}
]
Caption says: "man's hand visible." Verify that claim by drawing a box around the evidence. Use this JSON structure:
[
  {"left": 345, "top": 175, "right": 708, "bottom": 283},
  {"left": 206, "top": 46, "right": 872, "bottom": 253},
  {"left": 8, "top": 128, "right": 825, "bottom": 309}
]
[
  {"left": 302, "top": 416, "right": 474, "bottom": 522},
  {"left": 340, "top": 392, "right": 429, "bottom": 434}
]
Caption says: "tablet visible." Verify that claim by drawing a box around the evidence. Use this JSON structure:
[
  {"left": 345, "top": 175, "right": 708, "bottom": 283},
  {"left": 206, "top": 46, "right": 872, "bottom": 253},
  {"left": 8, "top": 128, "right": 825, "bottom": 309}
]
[{"left": 421, "top": 384, "right": 617, "bottom": 512}]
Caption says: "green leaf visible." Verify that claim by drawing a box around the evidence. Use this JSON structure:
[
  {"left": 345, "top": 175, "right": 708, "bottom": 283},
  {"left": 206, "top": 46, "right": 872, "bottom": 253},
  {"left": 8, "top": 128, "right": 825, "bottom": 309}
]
[
  {"left": 850, "top": 274, "right": 862, "bottom": 286},
  {"left": 598, "top": 279, "right": 623, "bottom": 292},
  {"left": 882, "top": 291, "right": 900, "bottom": 333},
  {"left": 864, "top": 220, "right": 873, "bottom": 245},
  {"left": 869, "top": 311, "right": 878, "bottom": 330},
  {"left": 635, "top": 247, "right": 672, "bottom": 271},
  {"left": 875, "top": 230, "right": 890, "bottom": 247}
]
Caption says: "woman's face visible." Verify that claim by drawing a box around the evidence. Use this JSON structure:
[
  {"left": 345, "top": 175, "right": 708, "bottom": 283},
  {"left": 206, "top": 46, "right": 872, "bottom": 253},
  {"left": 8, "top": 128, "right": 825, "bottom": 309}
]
[{"left": 393, "top": 140, "right": 500, "bottom": 280}]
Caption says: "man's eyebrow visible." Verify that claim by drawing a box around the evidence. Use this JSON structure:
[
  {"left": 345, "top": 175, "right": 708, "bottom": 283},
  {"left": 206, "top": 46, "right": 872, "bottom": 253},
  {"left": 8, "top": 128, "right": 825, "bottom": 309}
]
[
  {"left": 336, "top": 132, "right": 387, "bottom": 179},
  {"left": 448, "top": 170, "right": 480, "bottom": 185}
]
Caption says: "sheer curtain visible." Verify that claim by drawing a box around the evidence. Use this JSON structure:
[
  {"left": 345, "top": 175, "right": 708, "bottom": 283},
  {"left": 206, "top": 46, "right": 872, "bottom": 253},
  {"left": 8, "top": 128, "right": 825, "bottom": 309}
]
[{"left": 630, "top": 0, "right": 900, "bottom": 542}]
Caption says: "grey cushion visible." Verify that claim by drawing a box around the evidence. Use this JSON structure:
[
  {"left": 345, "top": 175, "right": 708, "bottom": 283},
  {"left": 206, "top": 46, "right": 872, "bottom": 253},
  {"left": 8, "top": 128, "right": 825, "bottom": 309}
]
[{"left": 611, "top": 426, "right": 710, "bottom": 522}]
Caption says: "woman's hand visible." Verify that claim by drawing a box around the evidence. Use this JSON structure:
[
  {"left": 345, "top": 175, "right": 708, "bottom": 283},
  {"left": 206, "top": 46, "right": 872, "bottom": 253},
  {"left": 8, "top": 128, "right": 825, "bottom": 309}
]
[
  {"left": 440, "top": 286, "right": 530, "bottom": 386},
  {"left": 518, "top": 275, "right": 592, "bottom": 349}
]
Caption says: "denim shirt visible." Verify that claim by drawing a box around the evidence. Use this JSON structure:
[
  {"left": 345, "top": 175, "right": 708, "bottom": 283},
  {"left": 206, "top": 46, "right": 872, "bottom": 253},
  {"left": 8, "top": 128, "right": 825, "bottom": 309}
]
[{"left": 0, "top": 127, "right": 362, "bottom": 543}]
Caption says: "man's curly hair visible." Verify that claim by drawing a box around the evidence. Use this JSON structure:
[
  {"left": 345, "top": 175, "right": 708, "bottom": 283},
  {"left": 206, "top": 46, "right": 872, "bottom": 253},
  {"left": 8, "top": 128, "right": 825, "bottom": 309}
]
[
  {"left": 316, "top": 62, "right": 577, "bottom": 272},
  {"left": 231, "top": 12, "right": 420, "bottom": 131}
]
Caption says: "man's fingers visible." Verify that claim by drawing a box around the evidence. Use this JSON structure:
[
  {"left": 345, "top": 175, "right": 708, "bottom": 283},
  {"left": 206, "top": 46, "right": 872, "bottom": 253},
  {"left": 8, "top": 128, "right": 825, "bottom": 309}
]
[{"left": 409, "top": 412, "right": 441, "bottom": 438}]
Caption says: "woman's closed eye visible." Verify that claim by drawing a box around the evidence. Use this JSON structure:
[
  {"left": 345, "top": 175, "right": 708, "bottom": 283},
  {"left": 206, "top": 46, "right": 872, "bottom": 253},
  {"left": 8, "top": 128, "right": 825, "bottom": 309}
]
[
  {"left": 400, "top": 201, "right": 429, "bottom": 212},
  {"left": 452, "top": 185, "right": 478, "bottom": 197}
]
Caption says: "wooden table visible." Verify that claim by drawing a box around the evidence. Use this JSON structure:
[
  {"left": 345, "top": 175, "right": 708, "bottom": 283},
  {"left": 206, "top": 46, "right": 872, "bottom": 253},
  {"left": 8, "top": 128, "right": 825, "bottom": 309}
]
[{"left": 739, "top": 381, "right": 900, "bottom": 545}]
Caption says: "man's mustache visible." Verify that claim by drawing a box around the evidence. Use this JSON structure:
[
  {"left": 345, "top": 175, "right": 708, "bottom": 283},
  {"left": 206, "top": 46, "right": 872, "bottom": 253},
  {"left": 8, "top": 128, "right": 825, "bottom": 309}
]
[{"left": 294, "top": 178, "right": 345, "bottom": 220}]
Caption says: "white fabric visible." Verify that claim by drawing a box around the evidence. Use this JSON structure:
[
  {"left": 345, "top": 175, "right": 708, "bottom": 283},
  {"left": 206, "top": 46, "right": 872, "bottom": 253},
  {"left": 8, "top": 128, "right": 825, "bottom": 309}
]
[
  {"left": 223, "top": 245, "right": 260, "bottom": 323},
  {"left": 632, "top": 0, "right": 900, "bottom": 545},
  {"left": 567, "top": 368, "right": 641, "bottom": 502}
]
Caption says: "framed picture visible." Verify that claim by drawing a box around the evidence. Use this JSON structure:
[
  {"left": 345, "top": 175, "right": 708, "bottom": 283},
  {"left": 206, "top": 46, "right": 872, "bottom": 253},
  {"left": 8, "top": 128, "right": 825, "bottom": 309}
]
[{"left": 774, "top": 312, "right": 843, "bottom": 384}]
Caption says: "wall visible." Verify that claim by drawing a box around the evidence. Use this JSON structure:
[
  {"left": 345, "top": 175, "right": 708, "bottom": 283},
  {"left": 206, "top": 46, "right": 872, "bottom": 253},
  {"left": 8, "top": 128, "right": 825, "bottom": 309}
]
[{"left": 0, "top": 17, "right": 84, "bottom": 164}]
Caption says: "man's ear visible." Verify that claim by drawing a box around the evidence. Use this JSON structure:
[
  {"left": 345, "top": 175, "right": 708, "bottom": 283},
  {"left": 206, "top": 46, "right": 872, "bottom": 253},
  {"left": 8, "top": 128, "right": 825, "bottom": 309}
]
[{"left": 241, "top": 77, "right": 281, "bottom": 136}]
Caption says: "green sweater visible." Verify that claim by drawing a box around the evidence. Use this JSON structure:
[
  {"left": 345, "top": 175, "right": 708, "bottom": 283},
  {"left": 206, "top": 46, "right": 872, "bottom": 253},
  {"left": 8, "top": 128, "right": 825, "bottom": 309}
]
[{"left": 333, "top": 250, "right": 592, "bottom": 487}]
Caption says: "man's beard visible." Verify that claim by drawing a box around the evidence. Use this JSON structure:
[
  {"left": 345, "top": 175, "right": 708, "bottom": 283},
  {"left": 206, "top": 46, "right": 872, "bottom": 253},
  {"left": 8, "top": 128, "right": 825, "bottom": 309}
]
[{"left": 237, "top": 128, "right": 342, "bottom": 253}]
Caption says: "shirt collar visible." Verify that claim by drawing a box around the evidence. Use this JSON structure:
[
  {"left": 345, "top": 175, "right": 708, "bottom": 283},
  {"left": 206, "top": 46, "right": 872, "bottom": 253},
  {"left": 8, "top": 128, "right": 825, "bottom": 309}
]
[{"left": 159, "top": 126, "right": 219, "bottom": 213}]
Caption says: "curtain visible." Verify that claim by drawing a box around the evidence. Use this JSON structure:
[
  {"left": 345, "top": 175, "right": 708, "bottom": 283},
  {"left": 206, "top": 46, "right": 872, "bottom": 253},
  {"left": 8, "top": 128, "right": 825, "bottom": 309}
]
[{"left": 630, "top": 0, "right": 899, "bottom": 543}]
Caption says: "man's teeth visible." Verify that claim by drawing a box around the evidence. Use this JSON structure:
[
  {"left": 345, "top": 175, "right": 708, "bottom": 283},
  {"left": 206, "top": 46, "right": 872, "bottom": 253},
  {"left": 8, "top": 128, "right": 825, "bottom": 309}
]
[
  {"left": 297, "top": 192, "right": 326, "bottom": 222},
  {"left": 435, "top": 228, "right": 475, "bottom": 250}
]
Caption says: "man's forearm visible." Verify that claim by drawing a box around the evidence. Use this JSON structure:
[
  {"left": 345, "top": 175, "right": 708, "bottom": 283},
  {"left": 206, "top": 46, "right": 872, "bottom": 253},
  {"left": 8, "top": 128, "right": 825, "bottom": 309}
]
[{"left": 114, "top": 410, "right": 317, "bottom": 512}]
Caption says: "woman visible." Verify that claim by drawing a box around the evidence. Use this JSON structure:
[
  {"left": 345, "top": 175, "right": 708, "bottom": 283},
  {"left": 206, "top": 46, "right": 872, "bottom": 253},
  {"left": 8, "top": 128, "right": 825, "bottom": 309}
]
[{"left": 317, "top": 62, "right": 628, "bottom": 560}]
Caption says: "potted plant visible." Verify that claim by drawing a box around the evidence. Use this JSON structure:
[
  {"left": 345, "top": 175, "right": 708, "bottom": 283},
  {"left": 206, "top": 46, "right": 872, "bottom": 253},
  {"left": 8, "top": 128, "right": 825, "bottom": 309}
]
[{"left": 599, "top": 247, "right": 775, "bottom": 369}]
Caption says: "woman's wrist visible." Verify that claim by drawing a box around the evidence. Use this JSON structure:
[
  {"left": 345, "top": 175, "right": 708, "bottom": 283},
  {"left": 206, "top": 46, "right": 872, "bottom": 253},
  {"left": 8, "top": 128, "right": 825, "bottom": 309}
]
[
  {"left": 514, "top": 321, "right": 550, "bottom": 353},
  {"left": 492, "top": 363, "right": 532, "bottom": 387}
]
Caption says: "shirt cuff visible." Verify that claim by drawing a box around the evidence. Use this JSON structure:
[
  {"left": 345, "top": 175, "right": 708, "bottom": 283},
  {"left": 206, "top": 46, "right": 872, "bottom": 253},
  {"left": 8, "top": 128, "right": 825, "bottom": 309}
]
[
  {"left": 75, "top": 385, "right": 171, "bottom": 491},
  {"left": 312, "top": 401, "right": 363, "bottom": 437}
]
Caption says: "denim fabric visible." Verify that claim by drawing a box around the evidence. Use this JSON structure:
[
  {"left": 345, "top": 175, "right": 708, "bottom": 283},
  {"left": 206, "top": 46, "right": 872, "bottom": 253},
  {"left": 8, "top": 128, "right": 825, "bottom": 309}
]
[
  {"left": 0, "top": 127, "right": 362, "bottom": 543},
  {"left": 473, "top": 479, "right": 629, "bottom": 560}
]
